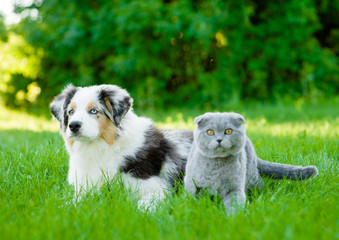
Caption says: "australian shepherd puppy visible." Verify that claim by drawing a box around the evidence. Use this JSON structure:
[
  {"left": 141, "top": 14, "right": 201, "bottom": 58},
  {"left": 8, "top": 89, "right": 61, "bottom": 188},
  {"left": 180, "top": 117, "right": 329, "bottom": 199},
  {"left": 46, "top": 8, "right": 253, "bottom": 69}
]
[{"left": 50, "top": 84, "right": 192, "bottom": 208}]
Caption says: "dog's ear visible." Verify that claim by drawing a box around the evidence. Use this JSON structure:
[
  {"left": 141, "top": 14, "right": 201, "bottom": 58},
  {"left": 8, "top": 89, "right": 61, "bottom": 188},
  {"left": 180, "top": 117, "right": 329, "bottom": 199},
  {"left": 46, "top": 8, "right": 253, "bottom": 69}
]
[
  {"left": 50, "top": 84, "right": 78, "bottom": 126},
  {"left": 230, "top": 113, "right": 245, "bottom": 127},
  {"left": 98, "top": 85, "right": 133, "bottom": 127}
]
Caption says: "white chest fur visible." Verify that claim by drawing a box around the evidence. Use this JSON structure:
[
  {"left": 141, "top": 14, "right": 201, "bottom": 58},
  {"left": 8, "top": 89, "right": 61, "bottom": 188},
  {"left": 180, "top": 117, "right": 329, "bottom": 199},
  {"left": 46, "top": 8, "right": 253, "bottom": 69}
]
[
  {"left": 66, "top": 112, "right": 152, "bottom": 193},
  {"left": 67, "top": 139, "right": 122, "bottom": 192}
]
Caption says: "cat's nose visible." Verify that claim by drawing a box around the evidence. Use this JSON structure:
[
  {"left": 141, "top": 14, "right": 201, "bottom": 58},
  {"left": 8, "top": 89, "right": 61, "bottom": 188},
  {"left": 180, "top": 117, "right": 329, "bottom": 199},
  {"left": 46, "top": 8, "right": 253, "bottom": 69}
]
[{"left": 217, "top": 139, "right": 222, "bottom": 143}]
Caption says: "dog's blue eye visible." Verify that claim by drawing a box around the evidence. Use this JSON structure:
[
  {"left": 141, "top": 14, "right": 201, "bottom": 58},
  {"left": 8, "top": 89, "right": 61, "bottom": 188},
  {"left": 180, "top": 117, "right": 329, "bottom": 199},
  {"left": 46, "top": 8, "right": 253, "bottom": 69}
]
[
  {"left": 68, "top": 109, "right": 74, "bottom": 115},
  {"left": 90, "top": 109, "right": 98, "bottom": 114}
]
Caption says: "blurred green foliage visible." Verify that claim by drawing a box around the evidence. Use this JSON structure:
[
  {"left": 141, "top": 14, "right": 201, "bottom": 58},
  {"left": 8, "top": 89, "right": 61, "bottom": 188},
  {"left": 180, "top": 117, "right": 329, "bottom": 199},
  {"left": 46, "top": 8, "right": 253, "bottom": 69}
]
[
  {"left": 1, "top": 0, "right": 338, "bottom": 109},
  {"left": 0, "top": 15, "right": 8, "bottom": 42},
  {"left": 0, "top": 33, "right": 43, "bottom": 107}
]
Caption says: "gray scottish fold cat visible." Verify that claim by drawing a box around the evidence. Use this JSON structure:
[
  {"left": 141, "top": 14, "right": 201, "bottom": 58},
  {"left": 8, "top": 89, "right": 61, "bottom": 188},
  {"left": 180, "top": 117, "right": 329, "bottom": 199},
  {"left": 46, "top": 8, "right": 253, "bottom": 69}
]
[{"left": 184, "top": 112, "right": 318, "bottom": 214}]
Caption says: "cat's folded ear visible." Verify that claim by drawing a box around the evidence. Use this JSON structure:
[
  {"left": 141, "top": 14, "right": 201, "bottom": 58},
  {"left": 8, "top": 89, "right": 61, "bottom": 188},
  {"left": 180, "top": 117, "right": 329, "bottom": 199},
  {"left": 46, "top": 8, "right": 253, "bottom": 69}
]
[
  {"left": 230, "top": 113, "right": 245, "bottom": 127},
  {"left": 194, "top": 113, "right": 211, "bottom": 126}
]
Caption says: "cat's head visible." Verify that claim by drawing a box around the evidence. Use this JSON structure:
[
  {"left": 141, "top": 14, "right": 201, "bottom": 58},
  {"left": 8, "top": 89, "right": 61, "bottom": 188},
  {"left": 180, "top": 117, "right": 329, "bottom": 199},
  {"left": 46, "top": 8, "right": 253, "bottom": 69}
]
[{"left": 193, "top": 112, "right": 246, "bottom": 158}]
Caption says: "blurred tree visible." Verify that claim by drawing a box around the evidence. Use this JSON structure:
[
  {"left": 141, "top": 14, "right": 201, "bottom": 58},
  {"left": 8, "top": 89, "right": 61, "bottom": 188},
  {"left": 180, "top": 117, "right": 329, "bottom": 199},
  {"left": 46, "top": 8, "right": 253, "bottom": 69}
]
[
  {"left": 1, "top": 0, "right": 338, "bottom": 109},
  {"left": 0, "top": 32, "right": 43, "bottom": 107},
  {"left": 0, "top": 15, "right": 8, "bottom": 42},
  {"left": 314, "top": 0, "right": 339, "bottom": 55}
]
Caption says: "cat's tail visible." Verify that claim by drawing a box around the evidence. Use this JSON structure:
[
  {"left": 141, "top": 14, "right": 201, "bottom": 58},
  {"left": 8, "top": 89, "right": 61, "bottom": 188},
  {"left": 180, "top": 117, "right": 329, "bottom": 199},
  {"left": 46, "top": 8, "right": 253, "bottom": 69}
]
[{"left": 257, "top": 158, "right": 319, "bottom": 180}]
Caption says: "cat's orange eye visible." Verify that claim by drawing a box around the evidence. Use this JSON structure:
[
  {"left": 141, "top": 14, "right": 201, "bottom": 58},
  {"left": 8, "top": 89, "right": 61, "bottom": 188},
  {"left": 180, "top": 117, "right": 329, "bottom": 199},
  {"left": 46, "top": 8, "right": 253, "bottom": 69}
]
[
  {"left": 206, "top": 129, "right": 214, "bottom": 135},
  {"left": 225, "top": 129, "right": 233, "bottom": 135}
]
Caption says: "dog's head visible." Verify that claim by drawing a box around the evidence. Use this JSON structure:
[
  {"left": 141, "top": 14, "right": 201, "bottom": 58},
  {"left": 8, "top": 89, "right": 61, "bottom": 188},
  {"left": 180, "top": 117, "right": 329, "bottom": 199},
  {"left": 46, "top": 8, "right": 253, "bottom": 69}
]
[{"left": 50, "top": 84, "right": 133, "bottom": 145}]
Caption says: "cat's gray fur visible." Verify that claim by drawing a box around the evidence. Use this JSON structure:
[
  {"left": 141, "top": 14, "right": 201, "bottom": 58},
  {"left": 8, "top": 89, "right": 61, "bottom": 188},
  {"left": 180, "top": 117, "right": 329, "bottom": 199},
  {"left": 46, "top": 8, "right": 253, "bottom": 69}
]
[{"left": 184, "top": 112, "right": 318, "bottom": 214}]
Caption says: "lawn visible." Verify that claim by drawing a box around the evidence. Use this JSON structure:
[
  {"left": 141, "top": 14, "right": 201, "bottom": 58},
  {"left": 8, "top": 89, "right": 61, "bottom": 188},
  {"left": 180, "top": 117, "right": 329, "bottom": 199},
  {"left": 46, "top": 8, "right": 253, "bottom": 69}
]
[{"left": 0, "top": 101, "right": 338, "bottom": 240}]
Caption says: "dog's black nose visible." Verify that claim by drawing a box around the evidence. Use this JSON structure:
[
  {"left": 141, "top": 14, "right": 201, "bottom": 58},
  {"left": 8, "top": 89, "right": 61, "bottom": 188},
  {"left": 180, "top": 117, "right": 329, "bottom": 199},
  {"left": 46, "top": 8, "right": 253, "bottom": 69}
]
[{"left": 69, "top": 121, "right": 82, "bottom": 133}]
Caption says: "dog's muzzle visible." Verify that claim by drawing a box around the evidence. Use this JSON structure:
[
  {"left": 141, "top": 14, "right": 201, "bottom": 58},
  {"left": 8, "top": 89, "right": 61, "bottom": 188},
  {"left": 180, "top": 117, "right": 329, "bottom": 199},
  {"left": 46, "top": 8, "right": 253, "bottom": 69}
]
[{"left": 69, "top": 121, "right": 82, "bottom": 133}]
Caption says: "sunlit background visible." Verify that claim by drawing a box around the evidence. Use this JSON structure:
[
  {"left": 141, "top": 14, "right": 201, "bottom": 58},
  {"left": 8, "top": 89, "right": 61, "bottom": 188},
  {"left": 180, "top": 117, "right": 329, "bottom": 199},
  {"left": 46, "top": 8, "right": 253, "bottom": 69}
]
[
  {"left": 0, "top": 0, "right": 338, "bottom": 112},
  {"left": 0, "top": 0, "right": 21, "bottom": 25}
]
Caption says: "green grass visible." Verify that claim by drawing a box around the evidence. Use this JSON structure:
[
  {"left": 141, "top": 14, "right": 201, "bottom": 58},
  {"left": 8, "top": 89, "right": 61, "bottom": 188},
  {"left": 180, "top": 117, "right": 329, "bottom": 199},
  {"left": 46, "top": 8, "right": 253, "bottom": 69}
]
[{"left": 0, "top": 102, "right": 338, "bottom": 240}]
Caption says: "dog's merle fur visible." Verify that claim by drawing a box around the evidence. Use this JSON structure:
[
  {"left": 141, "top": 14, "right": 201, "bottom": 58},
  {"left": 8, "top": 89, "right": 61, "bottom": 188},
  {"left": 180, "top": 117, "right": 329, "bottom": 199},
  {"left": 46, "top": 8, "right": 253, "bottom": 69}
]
[{"left": 120, "top": 126, "right": 192, "bottom": 186}]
